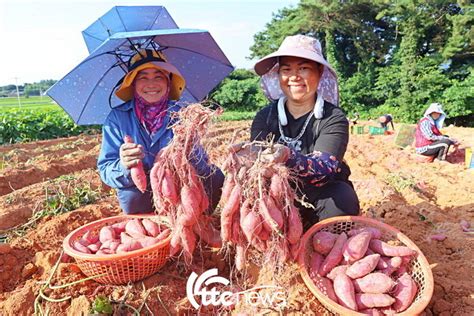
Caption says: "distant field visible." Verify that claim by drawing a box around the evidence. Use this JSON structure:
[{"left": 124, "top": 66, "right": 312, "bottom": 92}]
[{"left": 0, "top": 96, "right": 59, "bottom": 111}]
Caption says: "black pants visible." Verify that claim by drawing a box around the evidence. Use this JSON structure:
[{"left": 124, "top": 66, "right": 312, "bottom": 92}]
[
  {"left": 298, "top": 180, "right": 360, "bottom": 230},
  {"left": 420, "top": 138, "right": 453, "bottom": 161}
]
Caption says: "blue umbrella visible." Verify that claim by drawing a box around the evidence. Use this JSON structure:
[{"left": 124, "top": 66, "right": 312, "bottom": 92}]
[
  {"left": 47, "top": 29, "right": 234, "bottom": 125},
  {"left": 82, "top": 6, "right": 178, "bottom": 53}
]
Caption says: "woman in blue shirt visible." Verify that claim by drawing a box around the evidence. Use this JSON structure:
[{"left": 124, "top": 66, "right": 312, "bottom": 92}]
[{"left": 97, "top": 49, "right": 224, "bottom": 214}]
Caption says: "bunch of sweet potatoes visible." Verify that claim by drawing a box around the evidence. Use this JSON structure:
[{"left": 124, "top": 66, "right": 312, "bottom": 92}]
[
  {"left": 220, "top": 146, "right": 303, "bottom": 271},
  {"left": 150, "top": 104, "right": 222, "bottom": 262}
]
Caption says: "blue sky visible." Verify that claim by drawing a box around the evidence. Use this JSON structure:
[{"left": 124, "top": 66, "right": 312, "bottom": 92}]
[{"left": 0, "top": 0, "right": 298, "bottom": 86}]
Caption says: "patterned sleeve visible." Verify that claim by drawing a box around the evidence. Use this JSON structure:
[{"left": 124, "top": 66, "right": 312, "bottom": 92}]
[
  {"left": 285, "top": 149, "right": 340, "bottom": 187},
  {"left": 420, "top": 120, "right": 445, "bottom": 141}
]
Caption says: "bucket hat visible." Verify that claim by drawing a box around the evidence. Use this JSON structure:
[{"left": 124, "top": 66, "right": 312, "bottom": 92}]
[
  {"left": 115, "top": 49, "right": 185, "bottom": 101},
  {"left": 254, "top": 35, "right": 339, "bottom": 122}
]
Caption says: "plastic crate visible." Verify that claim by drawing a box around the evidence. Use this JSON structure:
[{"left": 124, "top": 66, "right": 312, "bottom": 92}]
[
  {"left": 369, "top": 126, "right": 386, "bottom": 135},
  {"left": 351, "top": 126, "right": 365, "bottom": 134},
  {"left": 466, "top": 147, "right": 474, "bottom": 169}
]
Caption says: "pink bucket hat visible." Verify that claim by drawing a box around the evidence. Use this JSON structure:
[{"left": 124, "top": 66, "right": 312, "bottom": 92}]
[{"left": 254, "top": 35, "right": 339, "bottom": 121}]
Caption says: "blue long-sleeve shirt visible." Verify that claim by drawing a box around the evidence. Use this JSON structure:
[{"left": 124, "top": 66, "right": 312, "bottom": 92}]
[
  {"left": 97, "top": 99, "right": 219, "bottom": 190},
  {"left": 97, "top": 99, "right": 224, "bottom": 214}
]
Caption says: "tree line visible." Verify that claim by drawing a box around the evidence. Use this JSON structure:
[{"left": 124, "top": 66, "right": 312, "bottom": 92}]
[
  {"left": 0, "top": 80, "right": 57, "bottom": 98},
  {"left": 212, "top": 0, "right": 473, "bottom": 126}
]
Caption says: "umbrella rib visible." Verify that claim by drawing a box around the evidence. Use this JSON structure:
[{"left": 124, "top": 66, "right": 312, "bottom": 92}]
[
  {"left": 76, "top": 62, "right": 124, "bottom": 124},
  {"left": 115, "top": 7, "right": 128, "bottom": 32},
  {"left": 98, "top": 18, "right": 112, "bottom": 36},
  {"left": 148, "top": 7, "right": 163, "bottom": 32},
  {"left": 82, "top": 31, "right": 104, "bottom": 42}
]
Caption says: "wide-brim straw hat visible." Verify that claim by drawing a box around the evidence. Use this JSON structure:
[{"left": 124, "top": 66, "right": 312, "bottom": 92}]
[
  {"left": 115, "top": 49, "right": 185, "bottom": 101},
  {"left": 254, "top": 35, "right": 339, "bottom": 108}
]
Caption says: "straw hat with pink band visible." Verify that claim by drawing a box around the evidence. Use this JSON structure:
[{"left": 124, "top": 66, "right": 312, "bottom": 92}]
[{"left": 254, "top": 35, "right": 339, "bottom": 125}]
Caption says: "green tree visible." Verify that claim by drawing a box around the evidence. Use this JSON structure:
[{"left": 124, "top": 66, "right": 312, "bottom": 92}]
[{"left": 210, "top": 69, "right": 267, "bottom": 110}]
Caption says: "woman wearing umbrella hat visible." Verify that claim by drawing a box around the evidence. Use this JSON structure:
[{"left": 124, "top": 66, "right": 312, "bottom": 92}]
[
  {"left": 97, "top": 49, "right": 224, "bottom": 214},
  {"left": 232, "top": 34, "right": 359, "bottom": 229}
]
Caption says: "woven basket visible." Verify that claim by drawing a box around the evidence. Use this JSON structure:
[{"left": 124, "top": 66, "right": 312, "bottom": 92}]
[
  {"left": 63, "top": 214, "right": 171, "bottom": 285},
  {"left": 298, "top": 216, "right": 434, "bottom": 315}
]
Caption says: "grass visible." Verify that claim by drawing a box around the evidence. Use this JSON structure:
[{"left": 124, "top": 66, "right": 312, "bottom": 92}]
[
  {"left": 218, "top": 110, "right": 256, "bottom": 121},
  {"left": 0, "top": 96, "right": 57, "bottom": 111},
  {"left": 384, "top": 172, "right": 419, "bottom": 193}
]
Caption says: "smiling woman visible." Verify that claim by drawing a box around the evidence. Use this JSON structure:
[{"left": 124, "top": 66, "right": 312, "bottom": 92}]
[
  {"left": 97, "top": 49, "right": 224, "bottom": 214},
  {"left": 244, "top": 34, "right": 360, "bottom": 228}
]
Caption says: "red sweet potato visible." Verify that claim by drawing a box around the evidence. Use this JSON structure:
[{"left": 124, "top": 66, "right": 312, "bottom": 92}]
[
  {"left": 380, "top": 256, "right": 402, "bottom": 275},
  {"left": 259, "top": 195, "right": 283, "bottom": 233},
  {"left": 155, "top": 228, "right": 171, "bottom": 242},
  {"left": 290, "top": 240, "right": 301, "bottom": 261},
  {"left": 395, "top": 256, "right": 412, "bottom": 276},
  {"left": 287, "top": 205, "right": 303, "bottom": 245},
  {"left": 392, "top": 273, "right": 418, "bottom": 312},
  {"left": 353, "top": 272, "right": 396, "bottom": 294},
  {"left": 312, "top": 231, "right": 338, "bottom": 255},
  {"left": 100, "top": 240, "right": 120, "bottom": 252},
  {"left": 137, "top": 236, "right": 164, "bottom": 248},
  {"left": 346, "top": 254, "right": 380, "bottom": 279},
  {"left": 125, "top": 219, "right": 147, "bottom": 238},
  {"left": 116, "top": 240, "right": 142, "bottom": 253},
  {"left": 124, "top": 135, "right": 147, "bottom": 193},
  {"left": 220, "top": 176, "right": 235, "bottom": 205},
  {"left": 319, "top": 232, "right": 347, "bottom": 276},
  {"left": 192, "top": 223, "right": 221, "bottom": 248},
  {"left": 309, "top": 251, "right": 323, "bottom": 279},
  {"left": 369, "top": 239, "right": 416, "bottom": 257},
  {"left": 87, "top": 242, "right": 101, "bottom": 253},
  {"left": 180, "top": 184, "right": 203, "bottom": 224},
  {"left": 230, "top": 212, "right": 241, "bottom": 244},
  {"left": 241, "top": 210, "right": 262, "bottom": 243},
  {"left": 141, "top": 218, "right": 161, "bottom": 237},
  {"left": 120, "top": 232, "right": 134, "bottom": 244},
  {"left": 181, "top": 226, "right": 197, "bottom": 256},
  {"left": 334, "top": 273, "right": 357, "bottom": 311},
  {"left": 111, "top": 221, "right": 128, "bottom": 235},
  {"left": 355, "top": 293, "right": 395, "bottom": 309},
  {"left": 73, "top": 240, "right": 92, "bottom": 254},
  {"left": 343, "top": 231, "right": 372, "bottom": 263},
  {"left": 99, "top": 226, "right": 117, "bottom": 243},
  {"left": 312, "top": 276, "right": 338, "bottom": 303},
  {"left": 327, "top": 265, "right": 349, "bottom": 281},
  {"left": 221, "top": 184, "right": 241, "bottom": 241},
  {"left": 348, "top": 227, "right": 382, "bottom": 239},
  {"left": 269, "top": 173, "right": 284, "bottom": 201},
  {"left": 82, "top": 230, "right": 99, "bottom": 244},
  {"left": 258, "top": 226, "right": 271, "bottom": 241},
  {"left": 96, "top": 249, "right": 115, "bottom": 255},
  {"left": 161, "top": 168, "right": 179, "bottom": 204}
]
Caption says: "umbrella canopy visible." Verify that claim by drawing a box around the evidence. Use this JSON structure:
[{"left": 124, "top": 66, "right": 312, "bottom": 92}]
[
  {"left": 82, "top": 6, "right": 178, "bottom": 53},
  {"left": 47, "top": 29, "right": 234, "bottom": 125}
]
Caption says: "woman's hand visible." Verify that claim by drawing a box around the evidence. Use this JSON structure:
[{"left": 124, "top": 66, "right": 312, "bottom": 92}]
[
  {"left": 260, "top": 144, "right": 291, "bottom": 164},
  {"left": 120, "top": 141, "right": 144, "bottom": 169}
]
